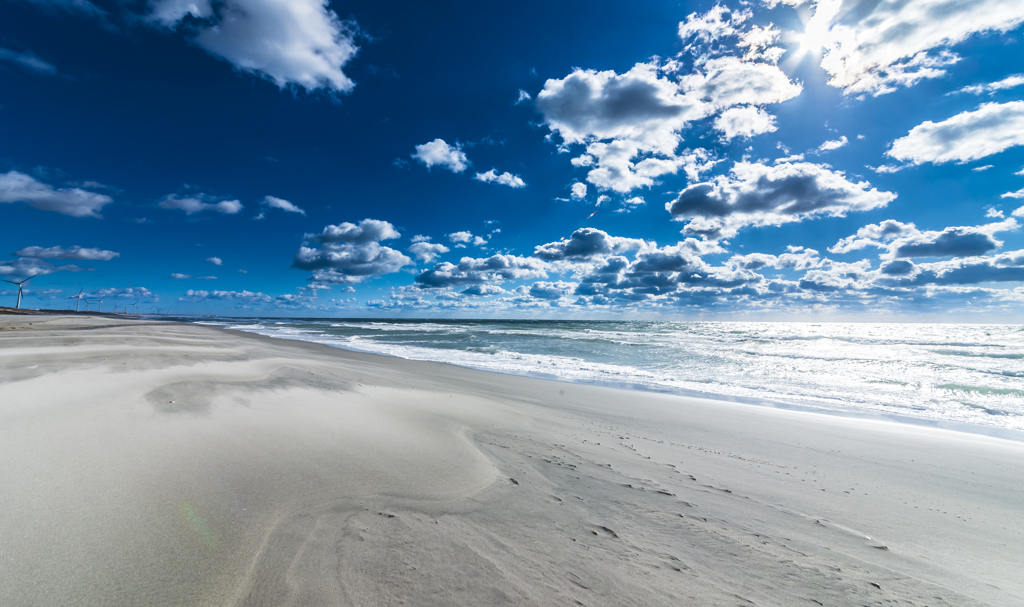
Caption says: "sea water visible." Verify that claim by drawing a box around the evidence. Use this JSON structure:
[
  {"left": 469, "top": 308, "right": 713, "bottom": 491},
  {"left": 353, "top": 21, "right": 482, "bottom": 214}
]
[{"left": 187, "top": 318, "right": 1024, "bottom": 434}]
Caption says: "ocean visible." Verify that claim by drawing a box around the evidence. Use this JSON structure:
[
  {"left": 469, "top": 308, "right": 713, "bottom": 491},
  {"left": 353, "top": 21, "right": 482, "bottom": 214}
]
[{"left": 187, "top": 318, "right": 1024, "bottom": 435}]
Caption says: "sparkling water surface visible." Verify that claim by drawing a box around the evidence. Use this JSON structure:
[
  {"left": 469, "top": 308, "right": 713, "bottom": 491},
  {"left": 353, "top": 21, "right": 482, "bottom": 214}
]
[{"left": 185, "top": 318, "right": 1024, "bottom": 433}]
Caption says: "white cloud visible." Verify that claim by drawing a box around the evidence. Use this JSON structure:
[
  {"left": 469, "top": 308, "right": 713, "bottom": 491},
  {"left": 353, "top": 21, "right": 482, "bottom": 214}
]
[
  {"left": 570, "top": 182, "right": 588, "bottom": 200},
  {"left": 829, "top": 218, "right": 1018, "bottom": 259},
  {"left": 534, "top": 228, "right": 647, "bottom": 260},
  {"left": 680, "top": 5, "right": 750, "bottom": 45},
  {"left": 817, "top": 136, "right": 848, "bottom": 152},
  {"left": 149, "top": 0, "right": 358, "bottom": 92},
  {"left": 412, "top": 139, "right": 469, "bottom": 172},
  {"left": 0, "top": 47, "right": 57, "bottom": 74},
  {"left": 682, "top": 56, "right": 802, "bottom": 109},
  {"left": 94, "top": 287, "right": 155, "bottom": 300},
  {"left": 536, "top": 19, "right": 800, "bottom": 194},
  {"left": 729, "top": 246, "right": 824, "bottom": 271},
  {"left": 515, "top": 89, "right": 532, "bottom": 104},
  {"left": 415, "top": 254, "right": 548, "bottom": 288},
  {"left": 261, "top": 195, "right": 305, "bottom": 214},
  {"left": 305, "top": 218, "right": 400, "bottom": 244},
  {"left": 407, "top": 241, "right": 450, "bottom": 263},
  {"left": 0, "top": 258, "right": 83, "bottom": 279},
  {"left": 1014, "top": 206, "right": 1024, "bottom": 217},
  {"left": 986, "top": 208, "right": 1005, "bottom": 218},
  {"left": 1003, "top": 188, "right": 1024, "bottom": 199},
  {"left": 474, "top": 169, "right": 526, "bottom": 188},
  {"left": 13, "top": 245, "right": 119, "bottom": 261},
  {"left": 616, "top": 196, "right": 646, "bottom": 213},
  {"left": 667, "top": 161, "right": 896, "bottom": 240},
  {"left": 973, "top": 165, "right": 994, "bottom": 172},
  {"left": 0, "top": 171, "right": 112, "bottom": 218},
  {"left": 528, "top": 281, "right": 577, "bottom": 300},
  {"left": 206, "top": 257, "right": 222, "bottom": 265},
  {"left": 180, "top": 289, "right": 272, "bottom": 304},
  {"left": 713, "top": 106, "right": 777, "bottom": 140},
  {"left": 807, "top": 0, "right": 1024, "bottom": 96},
  {"left": 159, "top": 193, "right": 243, "bottom": 215},
  {"left": 887, "top": 102, "right": 1024, "bottom": 165},
  {"left": 170, "top": 273, "right": 191, "bottom": 279},
  {"left": 950, "top": 74, "right": 1024, "bottom": 95},
  {"left": 294, "top": 218, "right": 411, "bottom": 284}
]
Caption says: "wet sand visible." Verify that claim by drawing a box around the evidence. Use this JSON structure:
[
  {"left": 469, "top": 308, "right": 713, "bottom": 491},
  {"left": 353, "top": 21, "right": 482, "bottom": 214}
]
[{"left": 1, "top": 315, "right": 1022, "bottom": 606}]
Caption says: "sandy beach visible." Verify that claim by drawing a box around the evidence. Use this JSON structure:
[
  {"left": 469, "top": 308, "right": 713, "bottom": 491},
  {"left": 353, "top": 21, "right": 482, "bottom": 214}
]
[{"left": 1, "top": 314, "right": 1022, "bottom": 606}]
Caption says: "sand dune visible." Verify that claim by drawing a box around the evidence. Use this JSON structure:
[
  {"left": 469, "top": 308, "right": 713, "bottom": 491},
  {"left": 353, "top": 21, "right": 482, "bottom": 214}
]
[{"left": 1, "top": 315, "right": 1021, "bottom": 606}]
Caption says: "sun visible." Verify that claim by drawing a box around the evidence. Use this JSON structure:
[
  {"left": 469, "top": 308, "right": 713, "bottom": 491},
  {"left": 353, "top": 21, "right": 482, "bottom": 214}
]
[{"left": 794, "top": 0, "right": 841, "bottom": 57}]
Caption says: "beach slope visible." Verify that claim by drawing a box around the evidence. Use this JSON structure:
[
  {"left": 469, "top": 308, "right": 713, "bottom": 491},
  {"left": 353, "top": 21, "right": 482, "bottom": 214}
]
[{"left": 1, "top": 315, "right": 1021, "bottom": 606}]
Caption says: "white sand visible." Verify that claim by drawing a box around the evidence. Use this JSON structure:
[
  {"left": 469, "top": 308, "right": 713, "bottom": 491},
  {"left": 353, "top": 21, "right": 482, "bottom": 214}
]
[{"left": 1, "top": 315, "right": 1022, "bottom": 606}]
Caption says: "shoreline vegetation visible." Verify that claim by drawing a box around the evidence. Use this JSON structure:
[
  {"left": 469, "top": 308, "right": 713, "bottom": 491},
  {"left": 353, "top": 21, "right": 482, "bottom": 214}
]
[{"left": 2, "top": 314, "right": 1022, "bottom": 606}]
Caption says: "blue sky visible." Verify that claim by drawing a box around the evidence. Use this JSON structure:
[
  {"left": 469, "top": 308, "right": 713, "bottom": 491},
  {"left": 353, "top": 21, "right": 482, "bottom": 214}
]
[{"left": 2, "top": 0, "right": 1024, "bottom": 318}]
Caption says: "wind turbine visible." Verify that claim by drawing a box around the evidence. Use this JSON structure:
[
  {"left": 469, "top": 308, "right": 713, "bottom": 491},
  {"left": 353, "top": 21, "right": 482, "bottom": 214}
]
[
  {"left": 95, "top": 295, "right": 106, "bottom": 313},
  {"left": 132, "top": 299, "right": 140, "bottom": 314},
  {"left": 66, "top": 288, "right": 85, "bottom": 312},
  {"left": 1, "top": 274, "right": 39, "bottom": 310}
]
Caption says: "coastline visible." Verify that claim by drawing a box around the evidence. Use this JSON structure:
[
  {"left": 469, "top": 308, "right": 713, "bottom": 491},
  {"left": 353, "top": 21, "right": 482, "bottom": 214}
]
[
  {"left": 193, "top": 316, "right": 1024, "bottom": 442},
  {"left": 2, "top": 314, "right": 1022, "bottom": 606}
]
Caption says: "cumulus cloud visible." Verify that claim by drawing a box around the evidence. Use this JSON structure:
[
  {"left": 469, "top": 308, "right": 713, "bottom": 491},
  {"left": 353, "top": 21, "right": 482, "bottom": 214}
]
[
  {"left": 683, "top": 56, "right": 801, "bottom": 109},
  {"left": 206, "top": 256, "right": 222, "bottom": 265},
  {"left": 817, "top": 136, "right": 848, "bottom": 152},
  {"left": 149, "top": 0, "right": 358, "bottom": 92},
  {"left": 536, "top": 10, "right": 800, "bottom": 194},
  {"left": 294, "top": 218, "right": 411, "bottom": 284},
  {"left": 412, "top": 139, "right": 469, "bottom": 173},
  {"left": 261, "top": 195, "right": 305, "bottom": 214},
  {"left": 570, "top": 182, "right": 588, "bottom": 200},
  {"left": 830, "top": 218, "right": 1018, "bottom": 259},
  {"left": 474, "top": 170, "right": 526, "bottom": 188},
  {"left": 951, "top": 74, "right": 1024, "bottom": 96},
  {"left": 616, "top": 196, "right": 646, "bottom": 213},
  {"left": 180, "top": 289, "right": 272, "bottom": 303},
  {"left": 533, "top": 227, "right": 647, "bottom": 260},
  {"left": 0, "top": 47, "right": 57, "bottom": 74},
  {"left": 93, "top": 287, "right": 155, "bottom": 300},
  {"left": 407, "top": 241, "right": 450, "bottom": 263},
  {"left": 713, "top": 105, "right": 777, "bottom": 140},
  {"left": 447, "top": 231, "right": 487, "bottom": 247},
  {"left": 305, "top": 218, "right": 401, "bottom": 244},
  {"left": 1002, "top": 188, "right": 1024, "bottom": 199},
  {"left": 528, "top": 281, "right": 577, "bottom": 300},
  {"left": 536, "top": 63, "right": 707, "bottom": 193},
  {"left": 574, "top": 240, "right": 762, "bottom": 300},
  {"left": 666, "top": 161, "right": 896, "bottom": 240},
  {"left": 461, "top": 284, "right": 506, "bottom": 296},
  {"left": 159, "top": 193, "right": 243, "bottom": 215},
  {"left": 806, "top": 0, "right": 1024, "bottom": 96},
  {"left": 887, "top": 102, "right": 1024, "bottom": 165},
  {"left": 0, "top": 171, "right": 113, "bottom": 218},
  {"left": 0, "top": 258, "right": 83, "bottom": 279},
  {"left": 13, "top": 245, "right": 119, "bottom": 261},
  {"left": 678, "top": 5, "right": 748, "bottom": 45},
  {"left": 728, "top": 246, "right": 824, "bottom": 271},
  {"left": 415, "top": 254, "right": 548, "bottom": 288},
  {"left": 515, "top": 89, "right": 532, "bottom": 104}
]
